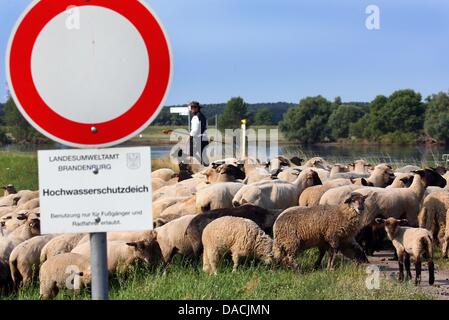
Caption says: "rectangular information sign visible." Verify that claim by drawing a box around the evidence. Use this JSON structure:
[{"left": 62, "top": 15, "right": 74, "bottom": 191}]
[{"left": 38, "top": 146, "right": 152, "bottom": 234}]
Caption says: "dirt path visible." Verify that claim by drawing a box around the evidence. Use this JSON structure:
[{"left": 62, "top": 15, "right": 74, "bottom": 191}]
[{"left": 368, "top": 250, "right": 449, "bottom": 299}]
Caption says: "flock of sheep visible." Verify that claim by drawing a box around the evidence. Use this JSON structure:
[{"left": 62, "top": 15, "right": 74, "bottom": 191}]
[{"left": 0, "top": 155, "right": 448, "bottom": 299}]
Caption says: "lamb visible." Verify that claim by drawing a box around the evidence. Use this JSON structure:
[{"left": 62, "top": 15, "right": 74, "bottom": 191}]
[
  {"left": 273, "top": 192, "right": 368, "bottom": 270},
  {"left": 152, "top": 168, "right": 177, "bottom": 182},
  {"left": 39, "top": 253, "right": 91, "bottom": 300},
  {"left": 72, "top": 238, "right": 162, "bottom": 275},
  {"left": 202, "top": 216, "right": 274, "bottom": 275},
  {"left": 418, "top": 191, "right": 449, "bottom": 257},
  {"left": 232, "top": 169, "right": 322, "bottom": 210},
  {"left": 0, "top": 217, "right": 40, "bottom": 262},
  {"left": 40, "top": 233, "right": 86, "bottom": 263},
  {"left": 375, "top": 217, "right": 434, "bottom": 285},
  {"left": 196, "top": 182, "right": 244, "bottom": 212},
  {"left": 185, "top": 204, "right": 282, "bottom": 258},
  {"left": 9, "top": 234, "right": 55, "bottom": 287}
]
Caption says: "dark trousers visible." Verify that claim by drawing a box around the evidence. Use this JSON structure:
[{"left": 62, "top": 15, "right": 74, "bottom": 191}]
[{"left": 189, "top": 136, "right": 209, "bottom": 165}]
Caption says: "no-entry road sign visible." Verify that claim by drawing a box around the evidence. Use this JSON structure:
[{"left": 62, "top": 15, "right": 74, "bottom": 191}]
[{"left": 6, "top": 0, "right": 172, "bottom": 148}]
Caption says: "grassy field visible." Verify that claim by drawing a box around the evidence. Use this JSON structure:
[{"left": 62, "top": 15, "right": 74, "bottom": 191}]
[
  {"left": 4, "top": 251, "right": 431, "bottom": 300},
  {"left": 0, "top": 152, "right": 438, "bottom": 300}
]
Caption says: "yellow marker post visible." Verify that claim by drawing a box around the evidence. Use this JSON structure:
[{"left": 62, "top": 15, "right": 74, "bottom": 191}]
[{"left": 241, "top": 119, "right": 247, "bottom": 159}]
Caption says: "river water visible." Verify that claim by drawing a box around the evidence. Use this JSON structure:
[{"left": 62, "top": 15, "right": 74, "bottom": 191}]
[{"left": 3, "top": 142, "right": 449, "bottom": 167}]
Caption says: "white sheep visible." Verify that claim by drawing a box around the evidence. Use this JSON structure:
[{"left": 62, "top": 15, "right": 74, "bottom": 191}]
[
  {"left": 196, "top": 182, "right": 244, "bottom": 212},
  {"left": 39, "top": 253, "right": 91, "bottom": 300},
  {"left": 72, "top": 238, "right": 162, "bottom": 275},
  {"left": 9, "top": 234, "right": 55, "bottom": 287},
  {"left": 152, "top": 168, "right": 176, "bottom": 182},
  {"left": 354, "top": 169, "right": 446, "bottom": 227},
  {"left": 233, "top": 169, "right": 322, "bottom": 210},
  {"left": 0, "top": 217, "right": 40, "bottom": 262},
  {"left": 202, "top": 216, "right": 273, "bottom": 275},
  {"left": 152, "top": 196, "right": 191, "bottom": 219},
  {"left": 40, "top": 233, "right": 86, "bottom": 263}
]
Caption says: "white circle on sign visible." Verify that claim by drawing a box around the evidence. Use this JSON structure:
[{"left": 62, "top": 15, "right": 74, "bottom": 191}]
[{"left": 31, "top": 5, "right": 150, "bottom": 124}]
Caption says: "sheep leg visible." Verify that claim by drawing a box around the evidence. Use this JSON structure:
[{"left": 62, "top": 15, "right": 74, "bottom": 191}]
[
  {"left": 313, "top": 246, "right": 327, "bottom": 270},
  {"left": 232, "top": 252, "right": 240, "bottom": 273},
  {"left": 202, "top": 249, "right": 211, "bottom": 274},
  {"left": 442, "top": 235, "right": 449, "bottom": 259},
  {"left": 208, "top": 251, "right": 219, "bottom": 276},
  {"left": 327, "top": 248, "right": 337, "bottom": 270},
  {"left": 415, "top": 257, "right": 422, "bottom": 285},
  {"left": 404, "top": 252, "right": 412, "bottom": 281},
  {"left": 397, "top": 251, "right": 404, "bottom": 282}
]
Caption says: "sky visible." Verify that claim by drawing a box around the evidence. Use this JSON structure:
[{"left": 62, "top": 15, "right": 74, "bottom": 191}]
[{"left": 1, "top": 0, "right": 449, "bottom": 105}]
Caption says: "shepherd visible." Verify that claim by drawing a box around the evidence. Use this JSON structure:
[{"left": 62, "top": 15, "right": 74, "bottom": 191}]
[{"left": 188, "top": 101, "right": 209, "bottom": 165}]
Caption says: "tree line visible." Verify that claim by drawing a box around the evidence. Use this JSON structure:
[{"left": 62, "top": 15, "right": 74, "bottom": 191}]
[
  {"left": 280, "top": 89, "right": 449, "bottom": 145},
  {"left": 1, "top": 88, "right": 449, "bottom": 145}
]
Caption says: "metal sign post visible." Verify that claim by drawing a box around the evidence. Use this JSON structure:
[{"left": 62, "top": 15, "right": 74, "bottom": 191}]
[
  {"left": 90, "top": 233, "right": 109, "bottom": 300},
  {"left": 8, "top": 0, "right": 172, "bottom": 301}
]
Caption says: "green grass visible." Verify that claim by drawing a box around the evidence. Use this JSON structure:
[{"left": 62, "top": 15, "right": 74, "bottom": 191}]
[
  {"left": 3, "top": 251, "right": 431, "bottom": 300},
  {"left": 0, "top": 152, "right": 38, "bottom": 190},
  {"left": 0, "top": 153, "right": 436, "bottom": 300}
]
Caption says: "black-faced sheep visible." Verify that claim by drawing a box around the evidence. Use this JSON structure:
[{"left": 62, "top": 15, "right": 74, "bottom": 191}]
[
  {"left": 273, "top": 192, "right": 368, "bottom": 271},
  {"left": 375, "top": 217, "right": 434, "bottom": 285},
  {"left": 202, "top": 216, "right": 273, "bottom": 275}
]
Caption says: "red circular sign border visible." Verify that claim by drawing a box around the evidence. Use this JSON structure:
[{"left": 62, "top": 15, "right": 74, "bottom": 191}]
[{"left": 7, "top": 0, "right": 172, "bottom": 147}]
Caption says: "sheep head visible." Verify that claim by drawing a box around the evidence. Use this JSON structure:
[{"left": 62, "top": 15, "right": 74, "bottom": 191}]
[
  {"left": 290, "top": 157, "right": 303, "bottom": 166},
  {"left": 126, "top": 233, "right": 162, "bottom": 267},
  {"left": 306, "top": 170, "right": 322, "bottom": 187},
  {"left": 413, "top": 168, "right": 447, "bottom": 188},
  {"left": 375, "top": 217, "right": 408, "bottom": 240},
  {"left": 28, "top": 218, "right": 40, "bottom": 235},
  {"left": 344, "top": 192, "right": 368, "bottom": 215}
]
